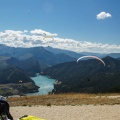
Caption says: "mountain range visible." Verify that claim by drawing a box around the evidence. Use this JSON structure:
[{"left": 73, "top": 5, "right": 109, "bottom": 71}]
[
  {"left": 0, "top": 44, "right": 120, "bottom": 94},
  {"left": 44, "top": 56, "right": 120, "bottom": 93}
]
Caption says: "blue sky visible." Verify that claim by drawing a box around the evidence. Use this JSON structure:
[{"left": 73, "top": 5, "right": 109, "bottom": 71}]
[{"left": 0, "top": 0, "right": 120, "bottom": 53}]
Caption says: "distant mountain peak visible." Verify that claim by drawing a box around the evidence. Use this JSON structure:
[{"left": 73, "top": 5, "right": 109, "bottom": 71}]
[{"left": 103, "top": 56, "right": 115, "bottom": 60}]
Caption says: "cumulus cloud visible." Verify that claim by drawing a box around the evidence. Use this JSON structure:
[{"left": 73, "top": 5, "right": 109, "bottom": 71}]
[
  {"left": 24, "top": 30, "right": 28, "bottom": 33},
  {"left": 0, "top": 29, "right": 120, "bottom": 53},
  {"left": 96, "top": 11, "right": 112, "bottom": 20},
  {"left": 30, "top": 29, "right": 57, "bottom": 36}
]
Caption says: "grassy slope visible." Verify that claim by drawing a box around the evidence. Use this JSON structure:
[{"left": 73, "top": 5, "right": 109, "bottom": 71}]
[{"left": 8, "top": 93, "right": 120, "bottom": 107}]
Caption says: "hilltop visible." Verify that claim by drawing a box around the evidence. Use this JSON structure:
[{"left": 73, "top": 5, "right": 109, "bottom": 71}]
[
  {"left": 0, "top": 56, "right": 39, "bottom": 96},
  {"left": 44, "top": 56, "right": 120, "bottom": 93}
]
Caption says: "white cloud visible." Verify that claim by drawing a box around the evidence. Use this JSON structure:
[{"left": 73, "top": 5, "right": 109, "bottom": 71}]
[
  {"left": 0, "top": 29, "right": 120, "bottom": 53},
  {"left": 24, "top": 30, "right": 28, "bottom": 33},
  {"left": 96, "top": 11, "right": 112, "bottom": 20},
  {"left": 30, "top": 29, "right": 46, "bottom": 35},
  {"left": 30, "top": 29, "right": 57, "bottom": 36}
]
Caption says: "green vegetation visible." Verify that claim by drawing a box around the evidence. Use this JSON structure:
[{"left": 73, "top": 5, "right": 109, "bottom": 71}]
[
  {"left": 0, "top": 83, "right": 39, "bottom": 96},
  {"left": 44, "top": 56, "right": 120, "bottom": 93}
]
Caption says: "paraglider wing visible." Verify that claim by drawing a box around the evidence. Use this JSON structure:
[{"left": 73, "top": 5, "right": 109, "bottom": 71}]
[
  {"left": 43, "top": 33, "right": 54, "bottom": 40},
  {"left": 77, "top": 56, "right": 105, "bottom": 66}
]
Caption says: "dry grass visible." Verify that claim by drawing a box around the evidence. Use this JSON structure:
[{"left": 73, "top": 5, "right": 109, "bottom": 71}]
[{"left": 8, "top": 93, "right": 120, "bottom": 107}]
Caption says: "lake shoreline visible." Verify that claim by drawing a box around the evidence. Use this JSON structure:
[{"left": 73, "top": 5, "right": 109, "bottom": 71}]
[{"left": 30, "top": 75, "right": 55, "bottom": 95}]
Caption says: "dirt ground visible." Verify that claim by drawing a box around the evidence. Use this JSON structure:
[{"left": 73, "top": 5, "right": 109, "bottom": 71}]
[{"left": 10, "top": 105, "right": 120, "bottom": 120}]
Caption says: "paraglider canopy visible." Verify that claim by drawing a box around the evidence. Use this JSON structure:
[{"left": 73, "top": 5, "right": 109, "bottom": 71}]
[
  {"left": 43, "top": 33, "right": 57, "bottom": 40},
  {"left": 77, "top": 55, "right": 105, "bottom": 66}
]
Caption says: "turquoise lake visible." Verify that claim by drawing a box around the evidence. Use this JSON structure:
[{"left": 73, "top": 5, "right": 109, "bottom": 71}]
[{"left": 28, "top": 75, "right": 55, "bottom": 95}]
